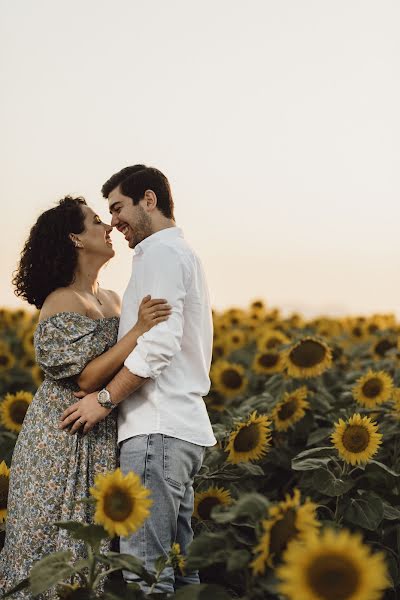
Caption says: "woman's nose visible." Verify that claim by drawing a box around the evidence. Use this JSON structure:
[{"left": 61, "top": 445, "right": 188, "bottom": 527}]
[{"left": 105, "top": 223, "right": 113, "bottom": 233}]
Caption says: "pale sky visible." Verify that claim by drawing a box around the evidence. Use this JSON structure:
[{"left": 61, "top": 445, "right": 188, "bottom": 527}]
[{"left": 1, "top": 1, "right": 399, "bottom": 317}]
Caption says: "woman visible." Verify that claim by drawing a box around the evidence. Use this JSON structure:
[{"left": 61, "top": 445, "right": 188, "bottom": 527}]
[{"left": 0, "top": 196, "right": 171, "bottom": 597}]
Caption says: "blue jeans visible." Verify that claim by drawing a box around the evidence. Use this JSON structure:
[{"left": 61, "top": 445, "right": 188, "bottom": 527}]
[{"left": 119, "top": 434, "right": 205, "bottom": 594}]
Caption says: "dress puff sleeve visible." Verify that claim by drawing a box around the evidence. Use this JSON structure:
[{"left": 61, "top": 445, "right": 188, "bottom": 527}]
[{"left": 33, "top": 312, "right": 111, "bottom": 381}]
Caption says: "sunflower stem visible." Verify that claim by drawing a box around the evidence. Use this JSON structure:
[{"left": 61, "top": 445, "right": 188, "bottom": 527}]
[{"left": 86, "top": 543, "right": 97, "bottom": 589}]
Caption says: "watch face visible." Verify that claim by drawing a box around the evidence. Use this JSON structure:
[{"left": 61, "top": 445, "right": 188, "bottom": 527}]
[{"left": 99, "top": 389, "right": 109, "bottom": 403}]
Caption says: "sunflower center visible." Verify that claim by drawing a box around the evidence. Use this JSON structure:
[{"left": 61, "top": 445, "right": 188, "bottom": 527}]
[
  {"left": 197, "top": 497, "right": 221, "bottom": 520},
  {"left": 342, "top": 425, "right": 370, "bottom": 453},
  {"left": 269, "top": 509, "right": 298, "bottom": 557},
  {"left": 277, "top": 399, "right": 298, "bottom": 421},
  {"left": 352, "top": 326, "right": 363, "bottom": 338},
  {"left": 362, "top": 378, "right": 383, "bottom": 398},
  {"left": 259, "top": 353, "right": 279, "bottom": 368},
  {"left": 221, "top": 369, "right": 243, "bottom": 390},
  {"left": 103, "top": 488, "right": 134, "bottom": 522},
  {"left": 9, "top": 400, "right": 29, "bottom": 425},
  {"left": 0, "top": 354, "right": 10, "bottom": 367},
  {"left": 213, "top": 345, "right": 224, "bottom": 359},
  {"left": 289, "top": 340, "right": 326, "bottom": 368},
  {"left": 0, "top": 475, "right": 9, "bottom": 509},
  {"left": 306, "top": 553, "right": 360, "bottom": 600},
  {"left": 233, "top": 422, "right": 260, "bottom": 452},
  {"left": 375, "top": 339, "right": 395, "bottom": 357}
]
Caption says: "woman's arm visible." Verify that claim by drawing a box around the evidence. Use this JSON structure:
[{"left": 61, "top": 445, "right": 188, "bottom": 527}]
[{"left": 76, "top": 296, "right": 171, "bottom": 393}]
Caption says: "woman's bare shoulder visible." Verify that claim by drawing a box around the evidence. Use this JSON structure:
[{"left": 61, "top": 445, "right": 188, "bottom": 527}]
[
  {"left": 101, "top": 289, "right": 121, "bottom": 310},
  {"left": 39, "top": 288, "right": 87, "bottom": 322}
]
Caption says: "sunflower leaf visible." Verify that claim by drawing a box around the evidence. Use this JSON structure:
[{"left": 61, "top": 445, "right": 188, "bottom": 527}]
[
  {"left": 226, "top": 549, "right": 251, "bottom": 572},
  {"left": 367, "top": 460, "right": 400, "bottom": 478},
  {"left": 344, "top": 493, "right": 384, "bottom": 530},
  {"left": 55, "top": 521, "right": 109, "bottom": 548},
  {"left": 174, "top": 583, "right": 231, "bottom": 600},
  {"left": 312, "top": 469, "right": 355, "bottom": 497},
  {"left": 98, "top": 552, "right": 156, "bottom": 585},
  {"left": 292, "top": 456, "right": 332, "bottom": 471},
  {"left": 382, "top": 501, "right": 400, "bottom": 521},
  {"left": 29, "top": 551, "right": 75, "bottom": 595},
  {"left": 235, "top": 462, "right": 265, "bottom": 477},
  {"left": 293, "top": 446, "right": 334, "bottom": 459},
  {"left": 185, "top": 531, "right": 233, "bottom": 570},
  {"left": 307, "top": 427, "right": 333, "bottom": 446},
  {"left": 212, "top": 493, "right": 269, "bottom": 524}
]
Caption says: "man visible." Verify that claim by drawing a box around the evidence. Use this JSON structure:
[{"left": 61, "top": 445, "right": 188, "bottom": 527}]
[{"left": 61, "top": 165, "right": 217, "bottom": 594}]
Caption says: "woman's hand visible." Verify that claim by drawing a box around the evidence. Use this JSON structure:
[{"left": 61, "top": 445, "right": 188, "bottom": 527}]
[{"left": 136, "top": 295, "right": 172, "bottom": 335}]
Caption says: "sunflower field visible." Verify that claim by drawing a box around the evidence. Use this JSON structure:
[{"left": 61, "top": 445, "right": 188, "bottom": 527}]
[{"left": 2, "top": 303, "right": 400, "bottom": 598}]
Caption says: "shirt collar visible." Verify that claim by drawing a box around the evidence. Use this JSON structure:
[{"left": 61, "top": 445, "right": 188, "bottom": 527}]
[{"left": 134, "top": 226, "right": 184, "bottom": 255}]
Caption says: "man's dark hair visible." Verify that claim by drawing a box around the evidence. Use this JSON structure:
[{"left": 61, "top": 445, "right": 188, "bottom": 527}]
[{"left": 101, "top": 164, "right": 174, "bottom": 219}]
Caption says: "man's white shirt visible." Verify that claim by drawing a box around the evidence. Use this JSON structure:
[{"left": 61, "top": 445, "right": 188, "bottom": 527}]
[{"left": 117, "top": 227, "right": 217, "bottom": 447}]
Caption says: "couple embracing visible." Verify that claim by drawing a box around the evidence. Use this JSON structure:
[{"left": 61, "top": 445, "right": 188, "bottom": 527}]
[{"left": 0, "top": 165, "right": 216, "bottom": 596}]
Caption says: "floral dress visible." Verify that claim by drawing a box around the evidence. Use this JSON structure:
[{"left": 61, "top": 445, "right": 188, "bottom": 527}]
[{"left": 0, "top": 312, "right": 119, "bottom": 598}]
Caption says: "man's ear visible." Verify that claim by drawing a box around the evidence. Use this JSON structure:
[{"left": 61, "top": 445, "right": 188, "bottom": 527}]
[
  {"left": 144, "top": 189, "right": 157, "bottom": 211},
  {"left": 69, "top": 233, "right": 84, "bottom": 248}
]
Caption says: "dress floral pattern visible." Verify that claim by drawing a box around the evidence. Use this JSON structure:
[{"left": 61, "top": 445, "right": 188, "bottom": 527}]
[{"left": 0, "top": 312, "right": 119, "bottom": 598}]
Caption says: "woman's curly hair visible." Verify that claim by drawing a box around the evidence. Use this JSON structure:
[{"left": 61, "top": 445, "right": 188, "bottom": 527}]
[{"left": 13, "top": 196, "right": 87, "bottom": 308}]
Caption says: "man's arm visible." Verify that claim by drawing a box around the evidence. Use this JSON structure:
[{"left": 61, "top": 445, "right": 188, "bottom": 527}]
[
  {"left": 59, "top": 243, "right": 190, "bottom": 435},
  {"left": 59, "top": 366, "right": 148, "bottom": 435}
]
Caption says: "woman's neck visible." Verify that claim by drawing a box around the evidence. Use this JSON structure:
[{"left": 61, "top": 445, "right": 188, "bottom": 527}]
[{"left": 70, "top": 262, "right": 102, "bottom": 295}]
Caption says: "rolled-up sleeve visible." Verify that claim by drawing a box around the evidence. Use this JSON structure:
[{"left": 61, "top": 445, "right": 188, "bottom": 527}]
[{"left": 124, "top": 244, "right": 190, "bottom": 379}]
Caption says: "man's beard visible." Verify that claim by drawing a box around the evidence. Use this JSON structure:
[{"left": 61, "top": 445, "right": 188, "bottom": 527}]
[{"left": 130, "top": 207, "right": 153, "bottom": 248}]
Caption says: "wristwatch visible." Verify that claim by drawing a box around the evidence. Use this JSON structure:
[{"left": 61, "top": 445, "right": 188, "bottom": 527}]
[{"left": 97, "top": 388, "right": 116, "bottom": 410}]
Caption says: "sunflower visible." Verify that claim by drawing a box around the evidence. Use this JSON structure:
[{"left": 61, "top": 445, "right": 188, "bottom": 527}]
[
  {"left": 372, "top": 337, "right": 397, "bottom": 359},
  {"left": 168, "top": 543, "right": 186, "bottom": 574},
  {"left": 344, "top": 319, "right": 368, "bottom": 342},
  {"left": 252, "top": 350, "right": 285, "bottom": 375},
  {"left": 251, "top": 489, "right": 319, "bottom": 573},
  {"left": 365, "top": 315, "right": 386, "bottom": 336},
  {"left": 31, "top": 364, "right": 45, "bottom": 388},
  {"left": 276, "top": 528, "right": 389, "bottom": 600},
  {"left": 210, "top": 360, "right": 248, "bottom": 398},
  {"left": 0, "top": 391, "right": 33, "bottom": 433},
  {"left": 219, "top": 308, "right": 247, "bottom": 328},
  {"left": 90, "top": 468, "right": 152, "bottom": 537},
  {"left": 250, "top": 298, "right": 267, "bottom": 312},
  {"left": 286, "top": 313, "right": 305, "bottom": 329},
  {"left": 0, "top": 342, "right": 15, "bottom": 371},
  {"left": 331, "top": 414, "right": 382, "bottom": 466},
  {"left": 352, "top": 370, "right": 393, "bottom": 408},
  {"left": 226, "top": 412, "right": 272, "bottom": 464},
  {"left": 0, "top": 461, "right": 10, "bottom": 522},
  {"left": 315, "top": 319, "right": 343, "bottom": 339},
  {"left": 391, "top": 389, "right": 400, "bottom": 419},
  {"left": 257, "top": 329, "right": 290, "bottom": 352},
  {"left": 284, "top": 337, "right": 332, "bottom": 378},
  {"left": 22, "top": 326, "right": 36, "bottom": 357},
  {"left": 223, "top": 328, "right": 248, "bottom": 352},
  {"left": 206, "top": 392, "right": 227, "bottom": 413},
  {"left": 194, "top": 486, "right": 232, "bottom": 521},
  {"left": 271, "top": 387, "right": 310, "bottom": 432}
]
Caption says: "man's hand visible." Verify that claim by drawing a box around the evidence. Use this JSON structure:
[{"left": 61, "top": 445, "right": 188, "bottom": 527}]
[{"left": 59, "top": 392, "right": 111, "bottom": 435}]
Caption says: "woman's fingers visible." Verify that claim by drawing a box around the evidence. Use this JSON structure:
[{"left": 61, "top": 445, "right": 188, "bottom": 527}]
[{"left": 147, "top": 298, "right": 169, "bottom": 307}]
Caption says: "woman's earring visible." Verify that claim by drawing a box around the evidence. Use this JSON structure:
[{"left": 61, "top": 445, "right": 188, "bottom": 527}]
[{"left": 74, "top": 241, "right": 83, "bottom": 248}]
